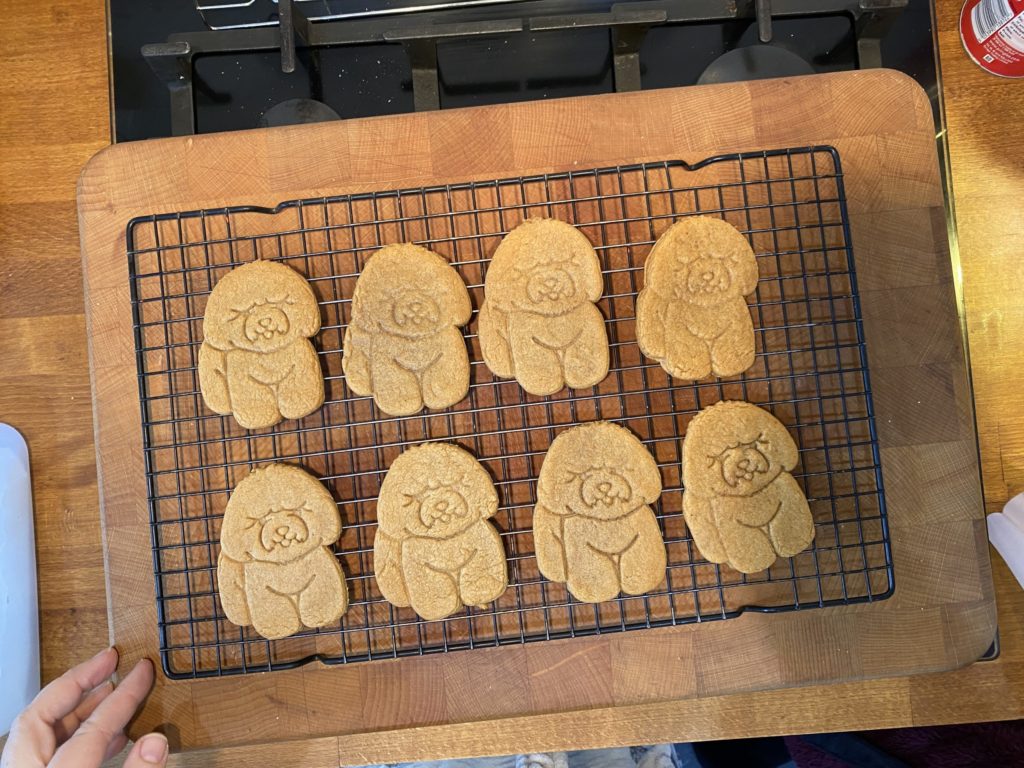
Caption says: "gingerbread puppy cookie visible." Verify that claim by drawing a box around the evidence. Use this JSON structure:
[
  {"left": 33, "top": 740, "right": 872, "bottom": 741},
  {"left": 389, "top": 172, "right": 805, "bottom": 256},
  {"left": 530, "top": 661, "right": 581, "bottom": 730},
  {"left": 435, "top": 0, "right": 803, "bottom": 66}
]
[
  {"left": 218, "top": 464, "right": 348, "bottom": 639},
  {"left": 682, "top": 401, "right": 814, "bottom": 573},
  {"left": 478, "top": 219, "right": 609, "bottom": 396},
  {"left": 343, "top": 244, "right": 472, "bottom": 416},
  {"left": 535, "top": 422, "right": 666, "bottom": 603},
  {"left": 199, "top": 260, "right": 324, "bottom": 429},
  {"left": 637, "top": 216, "right": 758, "bottom": 380},
  {"left": 374, "top": 443, "right": 507, "bottom": 620}
]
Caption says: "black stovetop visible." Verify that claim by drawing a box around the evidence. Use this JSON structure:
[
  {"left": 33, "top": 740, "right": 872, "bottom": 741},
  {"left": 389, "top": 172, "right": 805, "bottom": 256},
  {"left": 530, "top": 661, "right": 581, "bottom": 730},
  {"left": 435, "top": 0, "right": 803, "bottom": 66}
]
[{"left": 110, "top": 1, "right": 939, "bottom": 142}]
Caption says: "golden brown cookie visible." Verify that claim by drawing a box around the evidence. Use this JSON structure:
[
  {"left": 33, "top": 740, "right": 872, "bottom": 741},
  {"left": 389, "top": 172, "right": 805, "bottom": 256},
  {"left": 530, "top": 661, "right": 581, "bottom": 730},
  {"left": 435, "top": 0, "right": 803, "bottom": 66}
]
[
  {"left": 636, "top": 216, "right": 758, "bottom": 381},
  {"left": 535, "top": 422, "right": 666, "bottom": 603},
  {"left": 478, "top": 218, "right": 610, "bottom": 396},
  {"left": 374, "top": 443, "right": 507, "bottom": 620},
  {"left": 218, "top": 464, "right": 348, "bottom": 639},
  {"left": 682, "top": 401, "right": 815, "bottom": 573},
  {"left": 199, "top": 259, "right": 324, "bottom": 429},
  {"left": 343, "top": 244, "right": 472, "bottom": 416}
]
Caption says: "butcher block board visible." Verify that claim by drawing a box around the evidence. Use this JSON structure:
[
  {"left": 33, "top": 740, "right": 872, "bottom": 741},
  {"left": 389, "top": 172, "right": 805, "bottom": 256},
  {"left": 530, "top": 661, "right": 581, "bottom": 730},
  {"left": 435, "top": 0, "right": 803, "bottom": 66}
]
[{"left": 78, "top": 71, "right": 994, "bottom": 756}]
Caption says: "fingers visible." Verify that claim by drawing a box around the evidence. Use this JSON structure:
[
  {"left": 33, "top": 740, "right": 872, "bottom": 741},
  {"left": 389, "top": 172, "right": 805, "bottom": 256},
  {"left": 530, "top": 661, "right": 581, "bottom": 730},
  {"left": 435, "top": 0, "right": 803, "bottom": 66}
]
[
  {"left": 48, "top": 659, "right": 155, "bottom": 768},
  {"left": 29, "top": 647, "right": 118, "bottom": 725},
  {"left": 53, "top": 680, "right": 114, "bottom": 743},
  {"left": 122, "top": 734, "right": 169, "bottom": 768},
  {"left": 103, "top": 732, "right": 129, "bottom": 762}
]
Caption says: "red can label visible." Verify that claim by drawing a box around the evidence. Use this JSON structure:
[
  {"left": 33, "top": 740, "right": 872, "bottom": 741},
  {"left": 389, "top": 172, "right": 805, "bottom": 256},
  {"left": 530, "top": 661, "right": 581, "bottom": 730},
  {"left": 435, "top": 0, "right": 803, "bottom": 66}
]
[{"left": 961, "top": 0, "right": 1024, "bottom": 77}]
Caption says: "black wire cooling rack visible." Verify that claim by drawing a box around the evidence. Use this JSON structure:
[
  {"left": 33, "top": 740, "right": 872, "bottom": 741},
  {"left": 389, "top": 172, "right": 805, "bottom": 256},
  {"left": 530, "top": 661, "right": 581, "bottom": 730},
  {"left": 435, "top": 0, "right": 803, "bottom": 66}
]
[{"left": 127, "top": 145, "right": 893, "bottom": 680}]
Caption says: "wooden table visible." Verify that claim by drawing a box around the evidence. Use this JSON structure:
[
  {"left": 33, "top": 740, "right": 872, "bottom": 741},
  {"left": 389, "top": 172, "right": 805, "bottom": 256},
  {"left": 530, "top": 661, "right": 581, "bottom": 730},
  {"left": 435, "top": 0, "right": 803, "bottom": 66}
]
[{"left": 1, "top": 1, "right": 1022, "bottom": 765}]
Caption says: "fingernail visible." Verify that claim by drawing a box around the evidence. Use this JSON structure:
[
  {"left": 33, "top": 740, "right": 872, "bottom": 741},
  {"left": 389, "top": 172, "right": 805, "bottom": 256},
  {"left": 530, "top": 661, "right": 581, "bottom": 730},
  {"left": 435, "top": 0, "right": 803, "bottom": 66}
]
[
  {"left": 92, "top": 646, "right": 116, "bottom": 662},
  {"left": 139, "top": 733, "right": 168, "bottom": 763}
]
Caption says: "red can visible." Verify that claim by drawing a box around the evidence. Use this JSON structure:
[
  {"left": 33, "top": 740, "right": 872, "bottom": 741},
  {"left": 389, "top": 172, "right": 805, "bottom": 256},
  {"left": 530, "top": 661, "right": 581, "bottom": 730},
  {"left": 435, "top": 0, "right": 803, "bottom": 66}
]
[{"left": 961, "top": 0, "right": 1024, "bottom": 77}]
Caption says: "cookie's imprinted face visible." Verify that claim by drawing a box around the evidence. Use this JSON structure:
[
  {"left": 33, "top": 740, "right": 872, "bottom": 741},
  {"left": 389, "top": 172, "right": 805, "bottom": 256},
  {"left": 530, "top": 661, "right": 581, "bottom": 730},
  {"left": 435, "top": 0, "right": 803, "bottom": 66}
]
[
  {"left": 568, "top": 466, "right": 636, "bottom": 520},
  {"left": 381, "top": 289, "right": 443, "bottom": 339},
  {"left": 226, "top": 296, "right": 301, "bottom": 352},
  {"left": 679, "top": 253, "right": 734, "bottom": 298},
  {"left": 254, "top": 504, "right": 314, "bottom": 563},
  {"left": 401, "top": 481, "right": 476, "bottom": 539},
  {"left": 682, "top": 401, "right": 800, "bottom": 498},
  {"left": 712, "top": 438, "right": 775, "bottom": 496},
  {"left": 234, "top": 500, "right": 323, "bottom": 564},
  {"left": 243, "top": 301, "right": 290, "bottom": 343},
  {"left": 220, "top": 465, "right": 340, "bottom": 566},
  {"left": 507, "top": 252, "right": 591, "bottom": 316},
  {"left": 526, "top": 264, "right": 577, "bottom": 306},
  {"left": 663, "top": 248, "right": 745, "bottom": 307}
]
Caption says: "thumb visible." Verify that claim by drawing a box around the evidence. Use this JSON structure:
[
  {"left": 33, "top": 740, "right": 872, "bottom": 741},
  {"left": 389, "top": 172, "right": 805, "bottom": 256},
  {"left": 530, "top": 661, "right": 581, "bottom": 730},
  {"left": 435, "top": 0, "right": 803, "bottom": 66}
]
[{"left": 122, "top": 733, "right": 168, "bottom": 768}]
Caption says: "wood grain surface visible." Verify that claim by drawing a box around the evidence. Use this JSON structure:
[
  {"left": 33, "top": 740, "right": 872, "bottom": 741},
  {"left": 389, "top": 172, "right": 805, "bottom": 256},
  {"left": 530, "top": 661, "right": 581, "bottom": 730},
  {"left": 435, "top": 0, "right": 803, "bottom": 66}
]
[
  {"left": 78, "top": 63, "right": 993, "bottom": 757},
  {"left": 0, "top": 1, "right": 1022, "bottom": 766}
]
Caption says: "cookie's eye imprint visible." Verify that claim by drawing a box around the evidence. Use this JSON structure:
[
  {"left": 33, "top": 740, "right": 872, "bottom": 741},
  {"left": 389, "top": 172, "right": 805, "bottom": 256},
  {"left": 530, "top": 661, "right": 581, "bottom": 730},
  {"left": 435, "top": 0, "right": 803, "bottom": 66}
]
[{"left": 710, "top": 435, "right": 772, "bottom": 490}]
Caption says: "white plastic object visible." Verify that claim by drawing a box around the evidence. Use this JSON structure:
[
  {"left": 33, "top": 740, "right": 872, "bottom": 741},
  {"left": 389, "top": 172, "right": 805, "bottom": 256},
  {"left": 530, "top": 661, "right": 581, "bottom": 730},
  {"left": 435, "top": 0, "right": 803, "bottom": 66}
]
[
  {"left": 0, "top": 424, "right": 38, "bottom": 735},
  {"left": 987, "top": 492, "right": 1024, "bottom": 591}
]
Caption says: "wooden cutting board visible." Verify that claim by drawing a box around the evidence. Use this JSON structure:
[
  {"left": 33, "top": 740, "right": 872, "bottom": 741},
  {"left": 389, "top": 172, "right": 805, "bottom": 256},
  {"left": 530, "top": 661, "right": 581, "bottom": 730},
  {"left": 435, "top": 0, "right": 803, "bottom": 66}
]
[{"left": 78, "top": 70, "right": 994, "bottom": 755}]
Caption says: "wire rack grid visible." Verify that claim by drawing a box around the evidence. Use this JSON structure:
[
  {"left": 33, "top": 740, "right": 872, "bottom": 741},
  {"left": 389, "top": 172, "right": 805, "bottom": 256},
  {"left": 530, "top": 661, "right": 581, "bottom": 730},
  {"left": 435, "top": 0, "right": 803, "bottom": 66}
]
[{"left": 126, "top": 145, "right": 893, "bottom": 680}]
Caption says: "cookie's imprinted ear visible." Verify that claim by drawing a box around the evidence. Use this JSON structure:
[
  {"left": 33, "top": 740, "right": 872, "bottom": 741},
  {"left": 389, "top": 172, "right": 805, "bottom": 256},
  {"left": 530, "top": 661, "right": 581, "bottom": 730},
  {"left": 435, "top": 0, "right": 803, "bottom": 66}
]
[
  {"left": 289, "top": 289, "right": 322, "bottom": 339},
  {"left": 576, "top": 243, "right": 605, "bottom": 304},
  {"left": 761, "top": 414, "right": 799, "bottom": 472},
  {"left": 373, "top": 486, "right": 410, "bottom": 539},
  {"left": 466, "top": 459, "right": 499, "bottom": 520},
  {"left": 202, "top": 282, "right": 240, "bottom": 351},
  {"left": 435, "top": 258, "right": 472, "bottom": 327},
  {"left": 732, "top": 245, "right": 760, "bottom": 297},
  {"left": 218, "top": 504, "right": 254, "bottom": 562},
  {"left": 300, "top": 474, "right": 341, "bottom": 546},
  {"left": 632, "top": 446, "right": 663, "bottom": 505},
  {"left": 642, "top": 222, "right": 687, "bottom": 298},
  {"left": 219, "top": 469, "right": 267, "bottom": 561}
]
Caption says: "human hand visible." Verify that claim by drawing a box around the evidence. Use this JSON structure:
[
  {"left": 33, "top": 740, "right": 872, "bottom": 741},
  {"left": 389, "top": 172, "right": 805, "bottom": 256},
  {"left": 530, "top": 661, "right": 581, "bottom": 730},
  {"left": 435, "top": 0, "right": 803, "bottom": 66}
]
[{"left": 1, "top": 647, "right": 167, "bottom": 768}]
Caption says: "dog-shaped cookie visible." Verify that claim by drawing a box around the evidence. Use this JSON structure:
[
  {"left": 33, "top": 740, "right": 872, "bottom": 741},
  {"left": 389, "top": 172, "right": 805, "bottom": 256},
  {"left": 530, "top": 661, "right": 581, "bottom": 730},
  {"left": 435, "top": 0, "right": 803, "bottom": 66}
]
[
  {"left": 478, "top": 218, "right": 610, "bottom": 396},
  {"left": 218, "top": 464, "right": 348, "bottom": 639},
  {"left": 343, "top": 244, "right": 472, "bottom": 416},
  {"left": 535, "top": 422, "right": 666, "bottom": 603},
  {"left": 374, "top": 443, "right": 507, "bottom": 620},
  {"left": 682, "top": 401, "right": 815, "bottom": 573},
  {"left": 637, "top": 216, "right": 758, "bottom": 380},
  {"left": 199, "top": 259, "right": 324, "bottom": 429}
]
